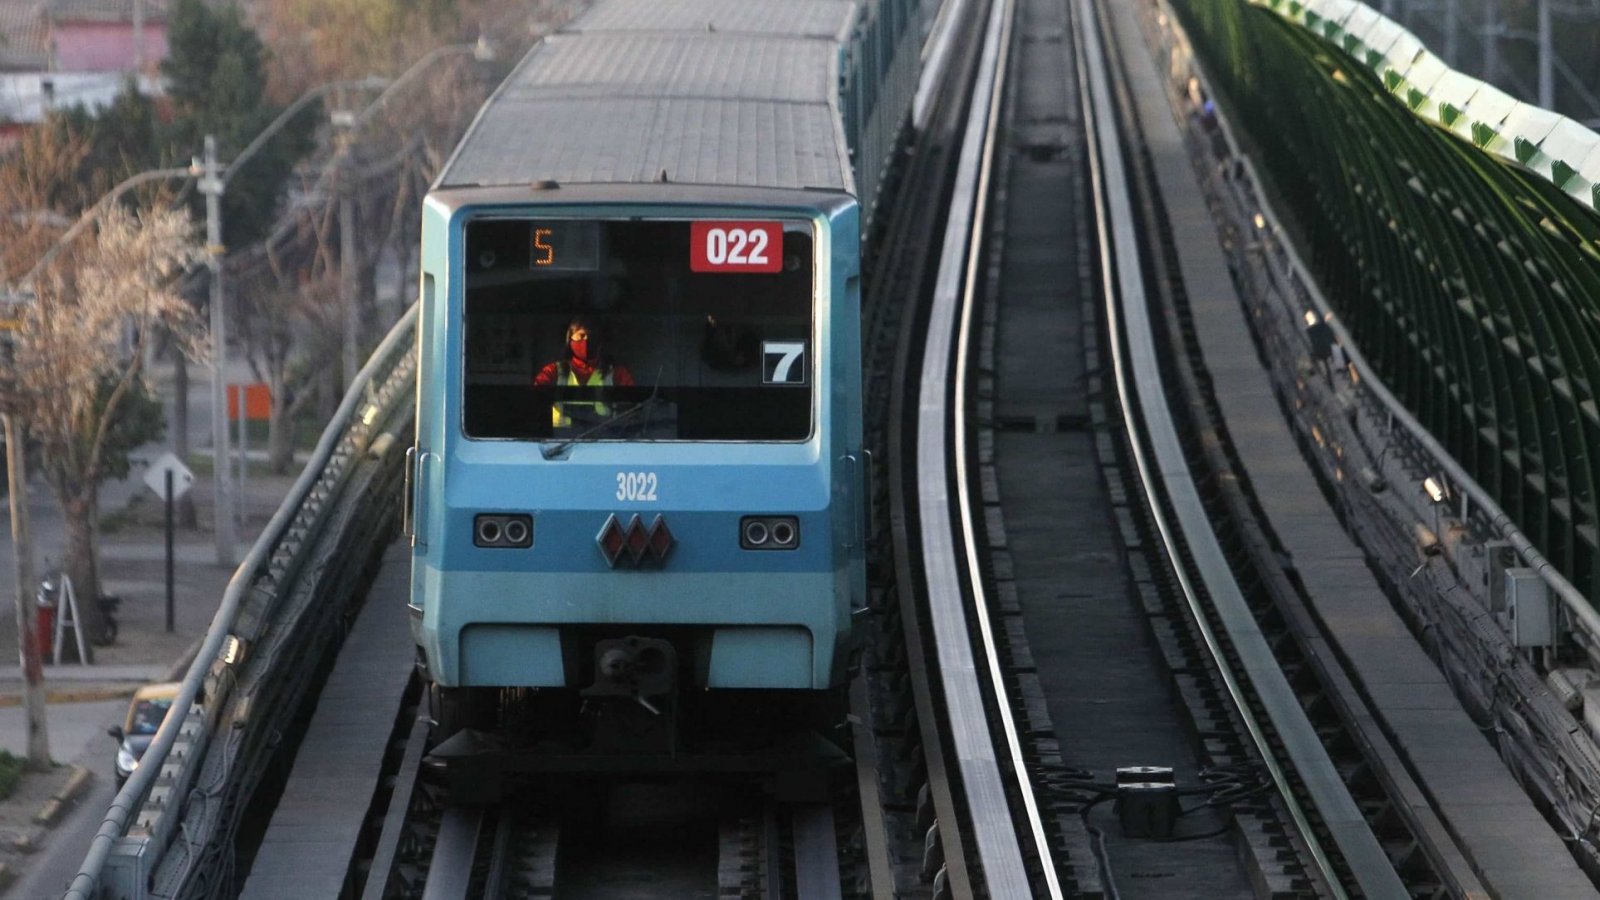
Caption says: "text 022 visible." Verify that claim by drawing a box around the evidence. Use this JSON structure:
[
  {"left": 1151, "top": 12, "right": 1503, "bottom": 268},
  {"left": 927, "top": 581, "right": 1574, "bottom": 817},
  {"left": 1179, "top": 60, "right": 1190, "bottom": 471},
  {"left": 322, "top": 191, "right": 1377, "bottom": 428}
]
[{"left": 690, "top": 222, "right": 783, "bottom": 273}]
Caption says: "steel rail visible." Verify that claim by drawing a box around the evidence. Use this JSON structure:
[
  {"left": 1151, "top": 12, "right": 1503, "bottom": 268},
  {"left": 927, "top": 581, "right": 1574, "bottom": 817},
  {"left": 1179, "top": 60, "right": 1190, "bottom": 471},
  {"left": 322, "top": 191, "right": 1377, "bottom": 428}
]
[
  {"left": 359, "top": 711, "right": 431, "bottom": 900},
  {"left": 1069, "top": 1, "right": 1404, "bottom": 896},
  {"left": 422, "top": 806, "right": 485, "bottom": 900},
  {"left": 65, "top": 302, "right": 420, "bottom": 900},
  {"left": 914, "top": 0, "right": 1061, "bottom": 891},
  {"left": 791, "top": 804, "right": 843, "bottom": 899},
  {"left": 913, "top": 0, "right": 973, "bottom": 130},
  {"left": 875, "top": 0, "right": 1001, "bottom": 892}
]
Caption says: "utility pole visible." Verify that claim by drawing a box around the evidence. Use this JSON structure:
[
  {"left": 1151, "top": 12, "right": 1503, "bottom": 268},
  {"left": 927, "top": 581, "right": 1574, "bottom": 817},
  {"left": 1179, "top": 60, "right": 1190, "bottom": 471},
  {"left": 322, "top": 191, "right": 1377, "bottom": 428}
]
[
  {"left": 200, "top": 135, "right": 236, "bottom": 566},
  {"left": 1538, "top": 0, "right": 1555, "bottom": 110},
  {"left": 1, "top": 292, "right": 48, "bottom": 768},
  {"left": 133, "top": 0, "right": 144, "bottom": 73},
  {"left": 340, "top": 170, "right": 359, "bottom": 388},
  {"left": 1444, "top": 0, "right": 1459, "bottom": 69},
  {"left": 1483, "top": 3, "right": 1499, "bottom": 86},
  {"left": 333, "top": 103, "right": 360, "bottom": 390},
  {"left": 5, "top": 415, "right": 46, "bottom": 767}
]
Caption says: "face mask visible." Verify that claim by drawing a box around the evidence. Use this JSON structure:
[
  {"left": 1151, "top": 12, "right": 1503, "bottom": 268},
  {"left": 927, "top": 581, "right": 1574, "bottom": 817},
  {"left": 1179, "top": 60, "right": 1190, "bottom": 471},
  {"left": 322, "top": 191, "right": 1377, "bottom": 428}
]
[{"left": 569, "top": 338, "right": 589, "bottom": 361}]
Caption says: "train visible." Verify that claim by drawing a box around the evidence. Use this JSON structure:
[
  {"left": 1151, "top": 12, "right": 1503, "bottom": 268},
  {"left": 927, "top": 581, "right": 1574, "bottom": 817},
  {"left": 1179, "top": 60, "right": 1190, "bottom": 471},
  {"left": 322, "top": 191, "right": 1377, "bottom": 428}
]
[{"left": 407, "top": 0, "right": 932, "bottom": 762}]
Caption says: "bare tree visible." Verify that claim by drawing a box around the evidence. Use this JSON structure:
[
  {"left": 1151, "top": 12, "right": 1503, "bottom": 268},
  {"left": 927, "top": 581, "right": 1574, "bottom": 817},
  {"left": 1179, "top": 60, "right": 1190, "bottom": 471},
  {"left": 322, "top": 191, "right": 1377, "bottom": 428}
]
[
  {"left": 214, "top": 3, "right": 566, "bottom": 477},
  {"left": 15, "top": 206, "right": 204, "bottom": 648},
  {"left": 0, "top": 127, "right": 91, "bottom": 283},
  {"left": 223, "top": 48, "right": 489, "bottom": 475},
  {"left": 234, "top": 265, "right": 342, "bottom": 473}
]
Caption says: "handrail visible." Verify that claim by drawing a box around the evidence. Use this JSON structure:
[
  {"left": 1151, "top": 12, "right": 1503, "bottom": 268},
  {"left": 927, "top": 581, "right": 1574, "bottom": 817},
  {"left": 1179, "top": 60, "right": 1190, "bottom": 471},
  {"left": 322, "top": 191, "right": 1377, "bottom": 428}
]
[
  {"left": 1261, "top": 172, "right": 1600, "bottom": 638},
  {"left": 65, "top": 301, "right": 419, "bottom": 900}
]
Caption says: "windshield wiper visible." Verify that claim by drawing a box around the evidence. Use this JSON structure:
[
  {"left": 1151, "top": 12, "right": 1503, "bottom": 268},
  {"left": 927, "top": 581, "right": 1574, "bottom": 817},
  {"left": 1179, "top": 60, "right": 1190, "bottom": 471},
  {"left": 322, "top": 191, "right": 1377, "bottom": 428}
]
[{"left": 541, "top": 380, "right": 663, "bottom": 460}]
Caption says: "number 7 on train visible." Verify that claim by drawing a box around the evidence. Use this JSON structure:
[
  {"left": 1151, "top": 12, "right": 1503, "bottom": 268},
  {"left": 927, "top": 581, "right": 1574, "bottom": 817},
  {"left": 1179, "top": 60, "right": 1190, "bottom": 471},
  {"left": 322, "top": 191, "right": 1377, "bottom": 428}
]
[{"left": 762, "top": 341, "right": 807, "bottom": 385}]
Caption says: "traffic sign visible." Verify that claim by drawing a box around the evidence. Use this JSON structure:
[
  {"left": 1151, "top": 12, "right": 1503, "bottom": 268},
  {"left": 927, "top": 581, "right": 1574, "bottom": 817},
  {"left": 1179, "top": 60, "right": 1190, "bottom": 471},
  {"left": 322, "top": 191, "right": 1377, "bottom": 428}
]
[{"left": 143, "top": 452, "right": 195, "bottom": 500}]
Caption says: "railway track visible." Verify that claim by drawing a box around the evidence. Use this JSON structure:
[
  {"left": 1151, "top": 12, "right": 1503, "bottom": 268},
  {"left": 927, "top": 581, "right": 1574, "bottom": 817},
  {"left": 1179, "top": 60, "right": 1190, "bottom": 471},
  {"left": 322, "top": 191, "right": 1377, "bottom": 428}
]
[
  {"left": 260, "top": 11, "right": 1489, "bottom": 886},
  {"left": 877, "top": 0, "right": 1505, "bottom": 895},
  {"left": 69, "top": 0, "right": 1556, "bottom": 896},
  {"left": 359, "top": 721, "right": 844, "bottom": 900}
]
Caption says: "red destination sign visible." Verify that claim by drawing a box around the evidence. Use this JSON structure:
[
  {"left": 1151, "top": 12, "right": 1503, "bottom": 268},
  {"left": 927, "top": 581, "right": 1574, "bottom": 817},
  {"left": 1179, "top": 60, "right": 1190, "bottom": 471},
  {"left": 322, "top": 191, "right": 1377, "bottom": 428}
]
[{"left": 690, "top": 221, "right": 783, "bottom": 273}]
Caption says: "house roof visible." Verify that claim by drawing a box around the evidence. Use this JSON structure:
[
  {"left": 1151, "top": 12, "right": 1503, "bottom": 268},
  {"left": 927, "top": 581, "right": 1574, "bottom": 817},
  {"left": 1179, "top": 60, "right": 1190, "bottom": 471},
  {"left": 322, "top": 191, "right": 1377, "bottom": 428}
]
[
  {"left": 0, "top": 0, "right": 49, "bottom": 70},
  {"left": 48, "top": 0, "right": 166, "bottom": 23}
]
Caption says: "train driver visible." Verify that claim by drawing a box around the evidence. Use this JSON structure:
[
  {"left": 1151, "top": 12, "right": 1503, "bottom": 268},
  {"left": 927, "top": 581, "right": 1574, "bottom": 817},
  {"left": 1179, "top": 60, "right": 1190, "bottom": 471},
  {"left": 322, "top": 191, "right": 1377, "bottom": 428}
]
[{"left": 534, "top": 316, "right": 635, "bottom": 428}]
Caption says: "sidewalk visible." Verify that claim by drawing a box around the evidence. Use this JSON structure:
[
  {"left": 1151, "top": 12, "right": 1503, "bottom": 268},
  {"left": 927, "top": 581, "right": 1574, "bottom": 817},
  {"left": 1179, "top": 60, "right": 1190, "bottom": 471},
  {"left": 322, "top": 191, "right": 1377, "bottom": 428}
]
[
  {"left": 0, "top": 357, "right": 300, "bottom": 897},
  {"left": 0, "top": 463, "right": 293, "bottom": 701}
]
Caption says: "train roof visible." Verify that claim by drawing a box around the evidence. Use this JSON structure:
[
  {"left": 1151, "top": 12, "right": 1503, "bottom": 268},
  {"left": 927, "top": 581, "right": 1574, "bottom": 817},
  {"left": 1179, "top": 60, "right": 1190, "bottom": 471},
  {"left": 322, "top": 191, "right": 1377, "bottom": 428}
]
[
  {"left": 436, "top": 0, "right": 860, "bottom": 194},
  {"left": 567, "top": 0, "right": 855, "bottom": 38}
]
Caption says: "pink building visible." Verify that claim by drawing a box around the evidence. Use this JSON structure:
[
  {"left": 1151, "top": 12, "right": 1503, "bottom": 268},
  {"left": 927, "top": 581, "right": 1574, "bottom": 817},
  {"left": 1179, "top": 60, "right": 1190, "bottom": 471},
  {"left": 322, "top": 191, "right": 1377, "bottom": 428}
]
[
  {"left": 49, "top": 0, "right": 168, "bottom": 73},
  {"left": 0, "top": 0, "right": 167, "bottom": 149}
]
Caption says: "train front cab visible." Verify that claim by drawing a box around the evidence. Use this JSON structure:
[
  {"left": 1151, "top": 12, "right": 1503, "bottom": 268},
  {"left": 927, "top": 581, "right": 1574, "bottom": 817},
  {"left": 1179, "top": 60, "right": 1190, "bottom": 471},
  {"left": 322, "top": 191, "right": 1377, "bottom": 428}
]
[{"left": 409, "top": 186, "right": 866, "bottom": 740}]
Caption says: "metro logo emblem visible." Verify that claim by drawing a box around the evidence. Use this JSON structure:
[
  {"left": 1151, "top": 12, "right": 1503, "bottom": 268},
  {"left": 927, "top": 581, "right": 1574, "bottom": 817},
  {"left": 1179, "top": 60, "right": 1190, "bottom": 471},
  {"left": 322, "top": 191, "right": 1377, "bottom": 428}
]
[
  {"left": 690, "top": 222, "right": 783, "bottom": 273},
  {"left": 597, "top": 513, "right": 676, "bottom": 567}
]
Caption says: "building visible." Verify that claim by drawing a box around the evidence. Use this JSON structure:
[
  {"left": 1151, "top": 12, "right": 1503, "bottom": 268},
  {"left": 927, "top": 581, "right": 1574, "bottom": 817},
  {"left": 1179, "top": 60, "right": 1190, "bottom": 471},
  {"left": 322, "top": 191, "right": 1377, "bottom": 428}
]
[
  {"left": 0, "top": 0, "right": 50, "bottom": 73},
  {"left": 49, "top": 0, "right": 167, "bottom": 73},
  {"left": 0, "top": 0, "right": 166, "bottom": 149}
]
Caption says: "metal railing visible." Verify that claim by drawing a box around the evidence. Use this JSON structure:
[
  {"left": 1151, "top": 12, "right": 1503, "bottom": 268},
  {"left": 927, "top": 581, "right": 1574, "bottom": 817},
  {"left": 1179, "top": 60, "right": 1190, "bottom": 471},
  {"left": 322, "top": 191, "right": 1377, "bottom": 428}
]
[
  {"left": 1169, "top": 0, "right": 1600, "bottom": 604},
  {"left": 1151, "top": 1, "right": 1600, "bottom": 868},
  {"left": 66, "top": 303, "right": 418, "bottom": 900}
]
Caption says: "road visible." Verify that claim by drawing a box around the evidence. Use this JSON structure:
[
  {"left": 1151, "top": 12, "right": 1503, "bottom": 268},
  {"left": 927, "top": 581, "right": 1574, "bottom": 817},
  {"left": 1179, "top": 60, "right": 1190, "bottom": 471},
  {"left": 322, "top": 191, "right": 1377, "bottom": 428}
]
[{"left": 1, "top": 698, "right": 127, "bottom": 900}]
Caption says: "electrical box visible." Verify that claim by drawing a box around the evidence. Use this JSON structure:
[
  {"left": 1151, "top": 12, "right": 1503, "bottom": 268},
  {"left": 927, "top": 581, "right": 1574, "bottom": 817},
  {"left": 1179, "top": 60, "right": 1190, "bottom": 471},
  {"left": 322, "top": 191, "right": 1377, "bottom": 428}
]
[
  {"left": 1484, "top": 540, "right": 1517, "bottom": 612},
  {"left": 1505, "top": 567, "right": 1552, "bottom": 648},
  {"left": 1114, "top": 766, "right": 1178, "bottom": 838}
]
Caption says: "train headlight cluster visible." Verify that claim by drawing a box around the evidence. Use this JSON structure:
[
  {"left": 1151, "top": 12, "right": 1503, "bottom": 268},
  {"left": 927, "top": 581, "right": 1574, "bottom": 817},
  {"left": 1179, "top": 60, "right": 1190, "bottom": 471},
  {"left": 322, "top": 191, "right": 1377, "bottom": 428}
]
[
  {"left": 741, "top": 515, "right": 799, "bottom": 550},
  {"left": 474, "top": 513, "right": 533, "bottom": 548}
]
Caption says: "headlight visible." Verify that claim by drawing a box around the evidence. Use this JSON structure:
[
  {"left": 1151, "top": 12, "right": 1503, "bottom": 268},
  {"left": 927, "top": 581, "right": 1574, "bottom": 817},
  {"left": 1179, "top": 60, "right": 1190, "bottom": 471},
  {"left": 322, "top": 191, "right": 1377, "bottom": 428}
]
[
  {"left": 741, "top": 516, "right": 799, "bottom": 550},
  {"left": 116, "top": 745, "right": 138, "bottom": 775},
  {"left": 474, "top": 513, "right": 533, "bottom": 548}
]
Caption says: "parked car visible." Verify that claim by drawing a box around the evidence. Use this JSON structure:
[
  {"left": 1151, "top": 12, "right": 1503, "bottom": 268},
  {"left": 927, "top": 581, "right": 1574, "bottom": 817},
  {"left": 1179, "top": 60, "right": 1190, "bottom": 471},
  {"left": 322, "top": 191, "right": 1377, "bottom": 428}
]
[{"left": 108, "top": 682, "right": 180, "bottom": 787}]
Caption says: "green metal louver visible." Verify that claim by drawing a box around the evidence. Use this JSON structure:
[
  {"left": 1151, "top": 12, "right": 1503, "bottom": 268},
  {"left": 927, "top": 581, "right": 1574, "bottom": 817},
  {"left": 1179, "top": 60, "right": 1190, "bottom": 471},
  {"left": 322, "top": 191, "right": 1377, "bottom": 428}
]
[{"left": 1168, "top": 0, "right": 1600, "bottom": 598}]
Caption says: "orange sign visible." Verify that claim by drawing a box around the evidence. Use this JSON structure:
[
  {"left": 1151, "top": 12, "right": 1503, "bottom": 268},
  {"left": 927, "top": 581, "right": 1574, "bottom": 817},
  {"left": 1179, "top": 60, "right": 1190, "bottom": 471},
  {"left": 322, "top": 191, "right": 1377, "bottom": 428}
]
[{"left": 227, "top": 383, "right": 272, "bottom": 422}]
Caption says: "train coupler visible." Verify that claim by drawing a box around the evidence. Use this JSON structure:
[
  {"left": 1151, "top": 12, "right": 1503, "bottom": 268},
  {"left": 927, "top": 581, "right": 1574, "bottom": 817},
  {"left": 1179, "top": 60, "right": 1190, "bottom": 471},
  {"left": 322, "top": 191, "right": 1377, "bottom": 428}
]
[{"left": 581, "top": 636, "right": 678, "bottom": 753}]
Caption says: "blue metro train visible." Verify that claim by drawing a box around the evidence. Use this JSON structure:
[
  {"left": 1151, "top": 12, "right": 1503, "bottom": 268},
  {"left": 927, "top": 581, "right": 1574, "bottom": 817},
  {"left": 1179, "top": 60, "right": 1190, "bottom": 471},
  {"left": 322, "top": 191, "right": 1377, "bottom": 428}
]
[{"left": 408, "top": 0, "right": 931, "bottom": 750}]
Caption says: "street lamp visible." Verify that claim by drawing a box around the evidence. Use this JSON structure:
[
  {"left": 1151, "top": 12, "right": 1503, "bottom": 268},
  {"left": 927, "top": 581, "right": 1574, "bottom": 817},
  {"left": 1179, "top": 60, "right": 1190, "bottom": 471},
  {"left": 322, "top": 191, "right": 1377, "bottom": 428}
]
[
  {"left": 3, "top": 160, "right": 205, "bottom": 727},
  {"left": 205, "top": 47, "right": 492, "bottom": 553},
  {"left": 331, "top": 107, "right": 361, "bottom": 388},
  {"left": 330, "top": 41, "right": 493, "bottom": 387},
  {"left": 194, "top": 75, "right": 389, "bottom": 565},
  {"left": 10, "top": 76, "right": 391, "bottom": 567},
  {"left": 19, "top": 165, "right": 201, "bottom": 285}
]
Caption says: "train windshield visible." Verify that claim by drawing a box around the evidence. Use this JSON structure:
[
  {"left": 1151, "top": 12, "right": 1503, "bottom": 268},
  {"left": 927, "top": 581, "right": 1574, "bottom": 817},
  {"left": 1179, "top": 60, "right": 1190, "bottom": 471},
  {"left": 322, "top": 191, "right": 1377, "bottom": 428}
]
[{"left": 462, "top": 217, "right": 815, "bottom": 442}]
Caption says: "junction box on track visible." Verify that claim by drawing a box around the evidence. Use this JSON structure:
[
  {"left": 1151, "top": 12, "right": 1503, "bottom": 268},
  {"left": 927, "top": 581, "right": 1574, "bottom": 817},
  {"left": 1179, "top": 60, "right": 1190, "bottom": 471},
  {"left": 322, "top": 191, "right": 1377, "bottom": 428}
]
[{"left": 1114, "top": 766, "right": 1178, "bottom": 839}]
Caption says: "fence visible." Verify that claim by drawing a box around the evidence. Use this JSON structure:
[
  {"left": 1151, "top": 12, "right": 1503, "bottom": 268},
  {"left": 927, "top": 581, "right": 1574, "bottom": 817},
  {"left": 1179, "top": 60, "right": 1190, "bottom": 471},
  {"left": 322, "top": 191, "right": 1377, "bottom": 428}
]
[{"left": 1169, "top": 0, "right": 1600, "bottom": 600}]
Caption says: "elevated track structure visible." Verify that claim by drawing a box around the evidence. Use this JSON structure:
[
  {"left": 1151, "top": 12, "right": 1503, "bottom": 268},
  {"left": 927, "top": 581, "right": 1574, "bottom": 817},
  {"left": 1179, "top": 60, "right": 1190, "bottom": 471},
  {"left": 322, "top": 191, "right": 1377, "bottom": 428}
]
[{"left": 59, "top": 1, "right": 1600, "bottom": 898}]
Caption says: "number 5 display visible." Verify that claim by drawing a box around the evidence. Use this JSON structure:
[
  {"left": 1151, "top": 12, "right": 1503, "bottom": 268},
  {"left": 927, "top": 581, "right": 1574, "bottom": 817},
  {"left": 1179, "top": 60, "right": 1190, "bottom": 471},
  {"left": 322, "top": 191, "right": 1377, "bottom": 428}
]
[{"left": 691, "top": 222, "right": 783, "bottom": 273}]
